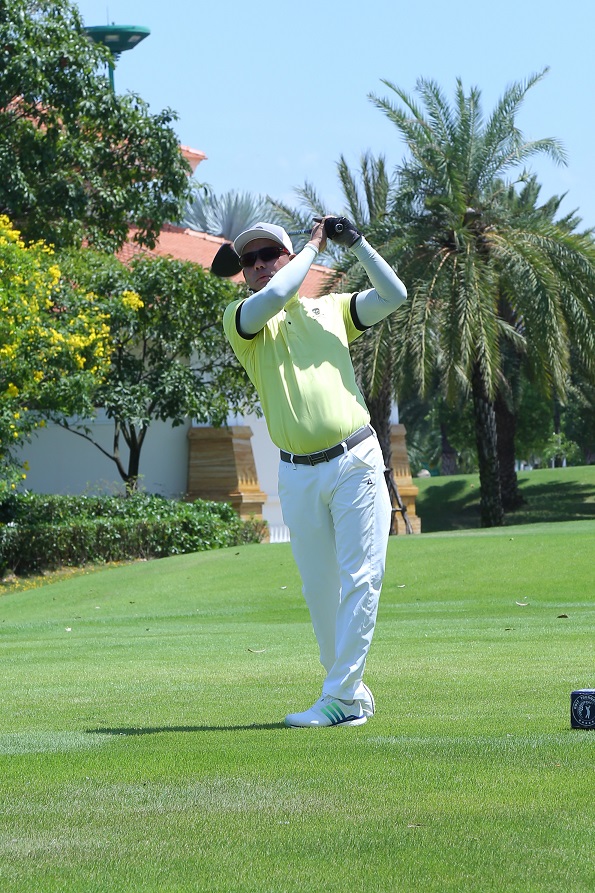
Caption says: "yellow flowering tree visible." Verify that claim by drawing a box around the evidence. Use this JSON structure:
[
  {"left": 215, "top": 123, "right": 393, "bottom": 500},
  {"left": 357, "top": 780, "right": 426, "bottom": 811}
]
[{"left": 0, "top": 217, "right": 110, "bottom": 495}]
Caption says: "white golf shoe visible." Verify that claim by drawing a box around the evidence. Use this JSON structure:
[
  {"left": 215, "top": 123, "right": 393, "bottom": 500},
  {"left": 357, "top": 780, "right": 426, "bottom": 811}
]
[
  {"left": 360, "top": 683, "right": 375, "bottom": 717},
  {"left": 284, "top": 695, "right": 367, "bottom": 728}
]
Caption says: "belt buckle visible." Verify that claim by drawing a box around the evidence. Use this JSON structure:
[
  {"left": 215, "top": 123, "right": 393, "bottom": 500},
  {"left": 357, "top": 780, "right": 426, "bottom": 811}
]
[{"left": 308, "top": 451, "right": 328, "bottom": 465}]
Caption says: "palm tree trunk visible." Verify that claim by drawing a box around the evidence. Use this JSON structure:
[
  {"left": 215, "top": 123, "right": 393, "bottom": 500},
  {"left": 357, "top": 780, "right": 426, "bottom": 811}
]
[
  {"left": 440, "top": 422, "right": 459, "bottom": 475},
  {"left": 495, "top": 391, "right": 524, "bottom": 511},
  {"left": 553, "top": 397, "right": 564, "bottom": 467},
  {"left": 471, "top": 365, "right": 504, "bottom": 527},
  {"left": 363, "top": 362, "right": 410, "bottom": 535},
  {"left": 366, "top": 372, "right": 393, "bottom": 470}
]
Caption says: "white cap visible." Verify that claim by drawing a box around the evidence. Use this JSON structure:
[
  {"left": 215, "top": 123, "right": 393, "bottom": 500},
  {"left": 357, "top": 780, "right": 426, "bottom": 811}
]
[{"left": 233, "top": 222, "right": 293, "bottom": 257}]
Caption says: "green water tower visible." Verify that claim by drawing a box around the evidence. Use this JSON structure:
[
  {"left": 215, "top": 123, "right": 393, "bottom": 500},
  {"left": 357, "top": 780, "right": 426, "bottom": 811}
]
[{"left": 85, "top": 24, "right": 150, "bottom": 91}]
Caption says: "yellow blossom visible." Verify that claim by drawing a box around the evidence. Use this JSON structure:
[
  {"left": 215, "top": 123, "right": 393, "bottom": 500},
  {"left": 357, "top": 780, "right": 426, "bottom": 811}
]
[{"left": 121, "top": 290, "right": 144, "bottom": 311}]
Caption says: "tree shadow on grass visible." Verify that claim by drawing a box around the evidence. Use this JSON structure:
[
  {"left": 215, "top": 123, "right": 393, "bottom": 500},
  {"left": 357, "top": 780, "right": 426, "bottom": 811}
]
[
  {"left": 86, "top": 723, "right": 286, "bottom": 735},
  {"left": 417, "top": 479, "right": 481, "bottom": 532},
  {"left": 417, "top": 474, "right": 595, "bottom": 532},
  {"left": 512, "top": 477, "right": 595, "bottom": 525}
]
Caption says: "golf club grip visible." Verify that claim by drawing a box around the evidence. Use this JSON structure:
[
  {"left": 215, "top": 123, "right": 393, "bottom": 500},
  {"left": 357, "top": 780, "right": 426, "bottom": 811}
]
[{"left": 315, "top": 217, "right": 345, "bottom": 238}]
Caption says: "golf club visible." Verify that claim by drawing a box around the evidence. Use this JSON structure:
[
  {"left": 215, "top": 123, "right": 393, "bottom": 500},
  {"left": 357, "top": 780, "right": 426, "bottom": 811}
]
[{"left": 210, "top": 224, "right": 321, "bottom": 278}]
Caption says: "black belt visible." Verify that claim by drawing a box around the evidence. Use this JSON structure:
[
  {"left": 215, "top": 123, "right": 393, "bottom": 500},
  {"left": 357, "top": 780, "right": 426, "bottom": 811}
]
[{"left": 280, "top": 425, "right": 373, "bottom": 465}]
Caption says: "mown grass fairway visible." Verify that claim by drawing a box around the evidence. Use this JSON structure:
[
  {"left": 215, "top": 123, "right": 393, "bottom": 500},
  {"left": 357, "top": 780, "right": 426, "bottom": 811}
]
[
  {"left": 415, "top": 464, "right": 595, "bottom": 532},
  {"left": 1, "top": 522, "right": 594, "bottom": 891}
]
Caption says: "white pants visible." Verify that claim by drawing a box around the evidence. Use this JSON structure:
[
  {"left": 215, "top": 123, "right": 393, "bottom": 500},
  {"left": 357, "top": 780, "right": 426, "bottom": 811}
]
[{"left": 278, "top": 432, "right": 392, "bottom": 701}]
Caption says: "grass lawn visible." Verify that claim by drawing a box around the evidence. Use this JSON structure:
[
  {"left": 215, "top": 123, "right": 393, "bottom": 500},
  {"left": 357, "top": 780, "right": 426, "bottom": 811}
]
[
  {"left": 1, "top": 515, "right": 594, "bottom": 892},
  {"left": 415, "top": 464, "right": 595, "bottom": 532}
]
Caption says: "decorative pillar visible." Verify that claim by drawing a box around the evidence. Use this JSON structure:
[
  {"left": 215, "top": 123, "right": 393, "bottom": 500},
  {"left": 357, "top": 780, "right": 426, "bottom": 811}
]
[
  {"left": 390, "top": 423, "right": 421, "bottom": 534},
  {"left": 186, "top": 426, "right": 267, "bottom": 521}
]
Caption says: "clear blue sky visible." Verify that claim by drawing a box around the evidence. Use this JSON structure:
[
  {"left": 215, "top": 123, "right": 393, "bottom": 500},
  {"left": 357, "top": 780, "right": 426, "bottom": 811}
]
[{"left": 75, "top": 0, "right": 595, "bottom": 230}]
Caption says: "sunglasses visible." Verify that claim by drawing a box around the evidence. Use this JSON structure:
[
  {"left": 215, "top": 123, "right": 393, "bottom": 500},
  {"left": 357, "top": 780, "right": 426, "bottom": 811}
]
[{"left": 239, "top": 246, "right": 289, "bottom": 268}]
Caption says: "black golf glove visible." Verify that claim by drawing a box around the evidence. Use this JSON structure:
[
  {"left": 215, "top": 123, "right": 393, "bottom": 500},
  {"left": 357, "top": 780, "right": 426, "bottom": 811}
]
[{"left": 323, "top": 216, "right": 362, "bottom": 248}]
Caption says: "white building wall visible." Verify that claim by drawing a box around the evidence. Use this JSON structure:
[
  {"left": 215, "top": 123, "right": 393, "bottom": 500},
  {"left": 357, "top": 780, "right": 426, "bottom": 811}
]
[
  {"left": 17, "top": 411, "right": 191, "bottom": 499},
  {"left": 18, "top": 412, "right": 291, "bottom": 543}
]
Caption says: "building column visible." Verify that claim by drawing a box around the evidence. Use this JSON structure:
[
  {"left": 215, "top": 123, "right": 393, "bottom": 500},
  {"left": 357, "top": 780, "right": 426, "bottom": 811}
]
[
  {"left": 390, "top": 423, "right": 421, "bottom": 534},
  {"left": 186, "top": 426, "right": 267, "bottom": 521}
]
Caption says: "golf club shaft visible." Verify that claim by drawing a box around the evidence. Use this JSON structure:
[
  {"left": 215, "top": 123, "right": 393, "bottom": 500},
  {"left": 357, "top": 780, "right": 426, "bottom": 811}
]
[{"left": 289, "top": 219, "right": 344, "bottom": 236}]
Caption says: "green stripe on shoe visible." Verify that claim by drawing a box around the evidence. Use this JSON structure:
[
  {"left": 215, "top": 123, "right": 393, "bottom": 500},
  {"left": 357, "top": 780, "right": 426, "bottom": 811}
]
[{"left": 321, "top": 702, "right": 346, "bottom": 724}]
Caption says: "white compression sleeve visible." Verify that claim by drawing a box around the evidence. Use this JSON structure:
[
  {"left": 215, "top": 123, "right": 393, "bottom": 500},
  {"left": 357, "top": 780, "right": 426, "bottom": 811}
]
[
  {"left": 239, "top": 243, "right": 319, "bottom": 335},
  {"left": 352, "top": 237, "right": 407, "bottom": 327}
]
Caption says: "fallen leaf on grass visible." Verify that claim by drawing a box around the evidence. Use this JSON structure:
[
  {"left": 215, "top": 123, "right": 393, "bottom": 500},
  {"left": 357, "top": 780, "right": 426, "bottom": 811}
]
[{"left": 247, "top": 648, "right": 266, "bottom": 653}]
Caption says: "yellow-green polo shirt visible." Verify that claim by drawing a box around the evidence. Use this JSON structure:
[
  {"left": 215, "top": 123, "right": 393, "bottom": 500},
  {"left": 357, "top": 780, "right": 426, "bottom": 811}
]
[{"left": 223, "top": 292, "right": 370, "bottom": 454}]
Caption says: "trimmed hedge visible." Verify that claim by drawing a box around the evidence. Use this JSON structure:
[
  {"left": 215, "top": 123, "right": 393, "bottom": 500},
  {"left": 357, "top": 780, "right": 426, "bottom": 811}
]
[{"left": 0, "top": 492, "right": 267, "bottom": 576}]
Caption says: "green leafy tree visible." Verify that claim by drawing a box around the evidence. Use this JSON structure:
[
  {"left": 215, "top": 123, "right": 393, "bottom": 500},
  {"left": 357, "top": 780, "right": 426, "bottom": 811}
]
[
  {"left": 0, "top": 0, "right": 191, "bottom": 250},
  {"left": 541, "top": 431, "right": 582, "bottom": 467},
  {"left": 0, "top": 216, "right": 110, "bottom": 495},
  {"left": 57, "top": 250, "right": 258, "bottom": 491},
  {"left": 350, "top": 71, "right": 595, "bottom": 526}
]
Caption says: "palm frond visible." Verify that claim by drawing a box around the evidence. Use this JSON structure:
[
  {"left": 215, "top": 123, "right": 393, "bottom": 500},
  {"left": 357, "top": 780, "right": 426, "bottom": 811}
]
[
  {"left": 293, "top": 181, "right": 327, "bottom": 217},
  {"left": 179, "top": 189, "right": 271, "bottom": 240},
  {"left": 336, "top": 156, "right": 366, "bottom": 224}
]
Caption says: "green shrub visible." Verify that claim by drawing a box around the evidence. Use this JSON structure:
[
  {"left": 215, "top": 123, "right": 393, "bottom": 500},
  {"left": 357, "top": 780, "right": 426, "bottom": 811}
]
[{"left": 0, "top": 493, "right": 266, "bottom": 576}]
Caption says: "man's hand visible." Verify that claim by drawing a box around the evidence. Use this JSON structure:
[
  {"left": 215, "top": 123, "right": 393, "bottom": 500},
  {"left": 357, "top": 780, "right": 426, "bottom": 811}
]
[
  {"left": 309, "top": 218, "right": 328, "bottom": 253},
  {"left": 323, "top": 216, "right": 362, "bottom": 248}
]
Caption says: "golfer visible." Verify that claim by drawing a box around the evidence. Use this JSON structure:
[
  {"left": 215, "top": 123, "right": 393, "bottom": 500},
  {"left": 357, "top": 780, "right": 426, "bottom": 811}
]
[{"left": 223, "top": 216, "right": 407, "bottom": 727}]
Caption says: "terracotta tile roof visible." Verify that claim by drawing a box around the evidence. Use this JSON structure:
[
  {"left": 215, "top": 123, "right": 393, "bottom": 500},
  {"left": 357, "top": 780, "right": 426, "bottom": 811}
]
[
  {"left": 120, "top": 224, "right": 334, "bottom": 296},
  {"left": 180, "top": 146, "right": 207, "bottom": 173}
]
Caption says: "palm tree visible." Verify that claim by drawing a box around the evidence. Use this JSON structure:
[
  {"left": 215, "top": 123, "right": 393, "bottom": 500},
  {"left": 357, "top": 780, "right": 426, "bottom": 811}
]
[
  {"left": 179, "top": 185, "right": 275, "bottom": 241},
  {"left": 489, "top": 178, "right": 579, "bottom": 506},
  {"left": 359, "top": 70, "right": 595, "bottom": 526}
]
